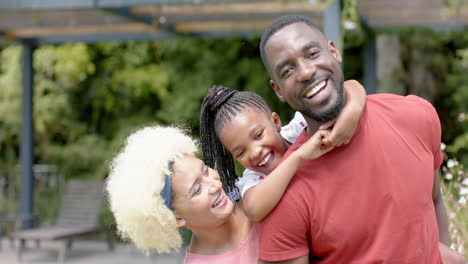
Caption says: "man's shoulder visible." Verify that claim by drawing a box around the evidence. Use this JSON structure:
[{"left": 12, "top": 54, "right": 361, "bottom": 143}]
[
  {"left": 366, "top": 93, "right": 440, "bottom": 134},
  {"left": 367, "top": 93, "right": 434, "bottom": 110},
  {"left": 367, "top": 94, "right": 437, "bottom": 119}
]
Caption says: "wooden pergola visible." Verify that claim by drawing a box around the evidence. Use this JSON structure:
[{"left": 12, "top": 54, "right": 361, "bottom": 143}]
[
  {"left": 0, "top": 0, "right": 467, "bottom": 228},
  {"left": 359, "top": 0, "right": 468, "bottom": 30},
  {"left": 0, "top": 0, "right": 342, "bottom": 228},
  {"left": 0, "top": 0, "right": 340, "bottom": 43}
]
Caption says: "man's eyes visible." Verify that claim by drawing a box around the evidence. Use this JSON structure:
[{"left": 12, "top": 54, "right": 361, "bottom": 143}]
[
  {"left": 280, "top": 67, "right": 293, "bottom": 78},
  {"left": 307, "top": 50, "right": 320, "bottom": 58},
  {"left": 279, "top": 51, "right": 320, "bottom": 78}
]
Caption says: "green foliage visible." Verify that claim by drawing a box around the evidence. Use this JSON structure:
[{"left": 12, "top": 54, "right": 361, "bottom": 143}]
[
  {"left": 445, "top": 0, "right": 466, "bottom": 16},
  {"left": 0, "top": 194, "right": 17, "bottom": 214},
  {"left": 440, "top": 157, "right": 467, "bottom": 256},
  {"left": 342, "top": 0, "right": 366, "bottom": 48},
  {"left": 0, "top": 46, "right": 21, "bottom": 170},
  {"left": 380, "top": 28, "right": 468, "bottom": 167},
  {"left": 0, "top": 37, "right": 293, "bottom": 225},
  {"left": 446, "top": 47, "right": 468, "bottom": 166},
  {"left": 153, "top": 37, "right": 293, "bottom": 129}
]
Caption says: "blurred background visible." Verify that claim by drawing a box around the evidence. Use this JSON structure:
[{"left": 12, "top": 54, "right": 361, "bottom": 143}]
[{"left": 0, "top": 0, "right": 466, "bottom": 258}]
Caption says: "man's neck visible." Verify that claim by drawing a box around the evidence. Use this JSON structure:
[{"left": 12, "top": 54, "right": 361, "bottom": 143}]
[
  {"left": 189, "top": 205, "right": 251, "bottom": 255},
  {"left": 304, "top": 118, "right": 323, "bottom": 135}
]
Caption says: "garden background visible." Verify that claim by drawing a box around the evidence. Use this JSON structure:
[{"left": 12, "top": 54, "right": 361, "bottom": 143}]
[{"left": 0, "top": 5, "right": 467, "bottom": 257}]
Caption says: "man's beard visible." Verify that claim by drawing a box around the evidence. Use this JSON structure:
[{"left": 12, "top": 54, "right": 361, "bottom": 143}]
[{"left": 300, "top": 76, "right": 345, "bottom": 123}]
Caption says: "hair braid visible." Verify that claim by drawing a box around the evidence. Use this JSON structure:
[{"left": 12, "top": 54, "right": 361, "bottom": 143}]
[{"left": 200, "top": 85, "right": 271, "bottom": 201}]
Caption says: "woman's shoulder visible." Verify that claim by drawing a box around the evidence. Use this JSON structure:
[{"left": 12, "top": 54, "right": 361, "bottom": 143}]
[{"left": 184, "top": 221, "right": 258, "bottom": 264}]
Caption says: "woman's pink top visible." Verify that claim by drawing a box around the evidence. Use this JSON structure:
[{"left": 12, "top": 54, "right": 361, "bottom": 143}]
[{"left": 184, "top": 224, "right": 259, "bottom": 264}]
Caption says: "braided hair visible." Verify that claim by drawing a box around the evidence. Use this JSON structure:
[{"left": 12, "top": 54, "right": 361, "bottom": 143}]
[{"left": 200, "top": 85, "right": 271, "bottom": 200}]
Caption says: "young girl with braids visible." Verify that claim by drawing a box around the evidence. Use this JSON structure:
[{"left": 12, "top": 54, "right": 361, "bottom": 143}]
[{"left": 200, "top": 80, "right": 366, "bottom": 221}]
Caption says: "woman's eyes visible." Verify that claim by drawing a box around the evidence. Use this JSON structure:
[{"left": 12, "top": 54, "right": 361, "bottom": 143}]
[
  {"left": 236, "top": 150, "right": 245, "bottom": 158},
  {"left": 194, "top": 185, "right": 201, "bottom": 196}
]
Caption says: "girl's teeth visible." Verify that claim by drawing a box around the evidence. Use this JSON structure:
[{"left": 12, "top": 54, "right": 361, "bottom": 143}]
[{"left": 259, "top": 153, "right": 271, "bottom": 166}]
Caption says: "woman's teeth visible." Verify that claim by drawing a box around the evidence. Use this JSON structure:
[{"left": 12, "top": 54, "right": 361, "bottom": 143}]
[{"left": 212, "top": 194, "right": 222, "bottom": 208}]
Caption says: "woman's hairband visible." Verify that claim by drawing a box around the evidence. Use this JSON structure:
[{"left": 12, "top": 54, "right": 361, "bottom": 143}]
[{"left": 161, "top": 161, "right": 174, "bottom": 210}]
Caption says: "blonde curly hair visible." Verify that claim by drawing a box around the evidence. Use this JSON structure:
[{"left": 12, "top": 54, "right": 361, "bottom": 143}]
[{"left": 106, "top": 125, "right": 198, "bottom": 253}]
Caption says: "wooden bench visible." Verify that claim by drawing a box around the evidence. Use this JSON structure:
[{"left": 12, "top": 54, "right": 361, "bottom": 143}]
[{"left": 10, "top": 180, "right": 114, "bottom": 263}]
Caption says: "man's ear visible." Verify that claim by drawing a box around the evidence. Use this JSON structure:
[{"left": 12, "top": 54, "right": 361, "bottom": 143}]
[
  {"left": 328, "top": 41, "right": 342, "bottom": 63},
  {"left": 176, "top": 218, "right": 187, "bottom": 228},
  {"left": 271, "top": 112, "right": 282, "bottom": 132},
  {"left": 270, "top": 80, "right": 285, "bottom": 102}
]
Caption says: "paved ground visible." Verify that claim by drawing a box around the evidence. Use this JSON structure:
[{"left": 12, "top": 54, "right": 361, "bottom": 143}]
[{"left": 0, "top": 238, "right": 185, "bottom": 264}]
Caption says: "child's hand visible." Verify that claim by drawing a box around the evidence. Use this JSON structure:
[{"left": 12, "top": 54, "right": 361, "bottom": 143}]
[
  {"left": 320, "top": 80, "right": 366, "bottom": 148},
  {"left": 319, "top": 104, "right": 360, "bottom": 147},
  {"left": 296, "top": 130, "right": 334, "bottom": 162}
]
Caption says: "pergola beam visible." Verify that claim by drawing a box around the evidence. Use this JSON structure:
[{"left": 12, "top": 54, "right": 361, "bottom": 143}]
[
  {"left": 358, "top": 0, "right": 468, "bottom": 28},
  {"left": 37, "top": 32, "right": 176, "bottom": 44},
  {"left": 0, "top": 1, "right": 328, "bottom": 43},
  {"left": 0, "top": 0, "right": 275, "bottom": 10},
  {"left": 5, "top": 23, "right": 160, "bottom": 38},
  {"left": 131, "top": 2, "right": 325, "bottom": 15}
]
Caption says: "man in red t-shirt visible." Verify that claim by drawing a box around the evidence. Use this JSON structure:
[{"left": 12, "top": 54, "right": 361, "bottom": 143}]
[{"left": 257, "top": 15, "right": 465, "bottom": 263}]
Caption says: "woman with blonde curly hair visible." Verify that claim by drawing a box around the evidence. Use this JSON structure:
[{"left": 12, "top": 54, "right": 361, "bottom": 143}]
[{"left": 106, "top": 125, "right": 258, "bottom": 263}]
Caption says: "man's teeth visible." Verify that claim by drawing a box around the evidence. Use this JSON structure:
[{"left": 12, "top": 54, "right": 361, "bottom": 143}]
[
  {"left": 305, "top": 80, "right": 326, "bottom": 98},
  {"left": 258, "top": 153, "right": 271, "bottom": 167}
]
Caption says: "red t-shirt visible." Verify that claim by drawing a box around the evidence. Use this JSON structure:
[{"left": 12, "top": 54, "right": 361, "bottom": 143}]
[{"left": 258, "top": 94, "right": 443, "bottom": 263}]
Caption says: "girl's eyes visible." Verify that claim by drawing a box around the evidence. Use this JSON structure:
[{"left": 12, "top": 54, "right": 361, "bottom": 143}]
[
  {"left": 235, "top": 130, "right": 263, "bottom": 158},
  {"left": 256, "top": 130, "right": 264, "bottom": 139}
]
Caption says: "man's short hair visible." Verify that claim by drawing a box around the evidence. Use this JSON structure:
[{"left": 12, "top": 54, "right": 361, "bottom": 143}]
[{"left": 259, "top": 15, "right": 321, "bottom": 71}]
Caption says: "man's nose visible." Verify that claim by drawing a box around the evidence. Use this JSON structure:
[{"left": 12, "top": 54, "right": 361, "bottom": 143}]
[{"left": 296, "top": 59, "right": 315, "bottom": 83}]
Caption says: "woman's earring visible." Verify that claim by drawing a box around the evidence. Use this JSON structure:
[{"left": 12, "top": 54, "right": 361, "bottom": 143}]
[{"left": 177, "top": 218, "right": 187, "bottom": 227}]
